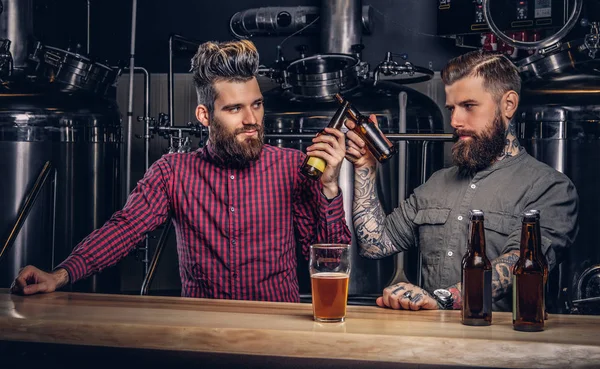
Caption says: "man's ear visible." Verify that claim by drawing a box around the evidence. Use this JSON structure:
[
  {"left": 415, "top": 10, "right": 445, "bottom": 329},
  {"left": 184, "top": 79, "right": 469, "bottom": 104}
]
[
  {"left": 502, "top": 90, "right": 519, "bottom": 121},
  {"left": 196, "top": 105, "right": 210, "bottom": 127}
]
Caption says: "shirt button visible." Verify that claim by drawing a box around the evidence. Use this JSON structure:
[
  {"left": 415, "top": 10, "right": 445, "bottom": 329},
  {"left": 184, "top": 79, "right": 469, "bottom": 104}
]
[
  {"left": 230, "top": 175, "right": 235, "bottom": 180},
  {"left": 457, "top": 215, "right": 463, "bottom": 221},
  {"left": 233, "top": 272, "right": 238, "bottom": 279},
  {"left": 232, "top": 240, "right": 236, "bottom": 245},
  {"left": 230, "top": 207, "right": 235, "bottom": 212},
  {"left": 448, "top": 251, "right": 454, "bottom": 257},
  {"left": 328, "top": 210, "right": 333, "bottom": 215},
  {"left": 470, "top": 184, "right": 476, "bottom": 189}
]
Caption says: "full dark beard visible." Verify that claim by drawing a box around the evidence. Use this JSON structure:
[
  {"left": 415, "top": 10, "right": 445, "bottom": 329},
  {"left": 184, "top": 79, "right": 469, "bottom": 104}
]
[
  {"left": 451, "top": 110, "right": 506, "bottom": 177},
  {"left": 210, "top": 117, "right": 265, "bottom": 168}
]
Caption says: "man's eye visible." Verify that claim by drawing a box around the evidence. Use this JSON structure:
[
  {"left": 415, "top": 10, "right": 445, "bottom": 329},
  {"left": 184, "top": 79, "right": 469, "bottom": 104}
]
[
  {"left": 253, "top": 102, "right": 263, "bottom": 109},
  {"left": 229, "top": 107, "right": 240, "bottom": 113}
]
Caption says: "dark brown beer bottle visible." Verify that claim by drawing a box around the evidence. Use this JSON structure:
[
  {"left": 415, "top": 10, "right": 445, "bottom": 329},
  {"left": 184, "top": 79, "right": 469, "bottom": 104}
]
[
  {"left": 300, "top": 101, "right": 350, "bottom": 180},
  {"left": 513, "top": 210, "right": 545, "bottom": 332},
  {"left": 461, "top": 210, "right": 492, "bottom": 326},
  {"left": 529, "top": 209, "right": 549, "bottom": 319},
  {"left": 334, "top": 93, "right": 396, "bottom": 163}
]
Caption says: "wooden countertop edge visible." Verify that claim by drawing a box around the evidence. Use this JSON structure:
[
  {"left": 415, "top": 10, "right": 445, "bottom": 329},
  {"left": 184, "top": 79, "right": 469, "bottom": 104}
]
[{"left": 3, "top": 316, "right": 600, "bottom": 368}]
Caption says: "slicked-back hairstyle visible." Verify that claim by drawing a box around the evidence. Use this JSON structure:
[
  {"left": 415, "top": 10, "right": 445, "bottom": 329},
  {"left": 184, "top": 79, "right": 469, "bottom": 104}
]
[
  {"left": 190, "top": 39, "right": 259, "bottom": 116},
  {"left": 441, "top": 49, "right": 521, "bottom": 102}
]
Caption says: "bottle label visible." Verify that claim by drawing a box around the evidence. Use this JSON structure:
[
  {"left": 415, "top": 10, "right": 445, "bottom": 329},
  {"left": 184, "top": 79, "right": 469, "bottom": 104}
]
[
  {"left": 306, "top": 156, "right": 326, "bottom": 172},
  {"left": 483, "top": 269, "right": 492, "bottom": 315},
  {"left": 512, "top": 275, "right": 517, "bottom": 322}
]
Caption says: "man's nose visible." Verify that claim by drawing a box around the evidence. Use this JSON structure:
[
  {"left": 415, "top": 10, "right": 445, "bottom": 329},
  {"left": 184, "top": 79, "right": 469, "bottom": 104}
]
[
  {"left": 450, "top": 111, "right": 463, "bottom": 130},
  {"left": 242, "top": 107, "right": 258, "bottom": 124}
]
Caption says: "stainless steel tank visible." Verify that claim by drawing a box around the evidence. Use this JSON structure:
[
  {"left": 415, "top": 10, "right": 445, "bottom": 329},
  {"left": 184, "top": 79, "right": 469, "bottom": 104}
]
[
  {"left": 264, "top": 80, "right": 445, "bottom": 303},
  {"left": 0, "top": 85, "right": 122, "bottom": 293},
  {"left": 517, "top": 70, "right": 600, "bottom": 313}
]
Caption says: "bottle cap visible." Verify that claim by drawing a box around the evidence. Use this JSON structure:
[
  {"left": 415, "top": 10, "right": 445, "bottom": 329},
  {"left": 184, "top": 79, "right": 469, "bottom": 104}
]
[
  {"left": 523, "top": 210, "right": 540, "bottom": 221},
  {"left": 469, "top": 209, "right": 484, "bottom": 220}
]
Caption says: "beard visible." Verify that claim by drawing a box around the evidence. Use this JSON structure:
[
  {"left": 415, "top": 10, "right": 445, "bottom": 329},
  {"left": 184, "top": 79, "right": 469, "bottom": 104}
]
[
  {"left": 209, "top": 116, "right": 265, "bottom": 168},
  {"left": 451, "top": 109, "right": 506, "bottom": 177}
]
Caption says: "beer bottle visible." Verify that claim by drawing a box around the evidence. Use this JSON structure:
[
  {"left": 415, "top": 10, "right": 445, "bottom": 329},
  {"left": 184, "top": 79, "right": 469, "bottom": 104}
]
[
  {"left": 529, "top": 209, "right": 549, "bottom": 318},
  {"left": 334, "top": 93, "right": 396, "bottom": 163},
  {"left": 300, "top": 100, "right": 350, "bottom": 180},
  {"left": 513, "top": 210, "right": 545, "bottom": 332},
  {"left": 461, "top": 210, "right": 492, "bottom": 326}
]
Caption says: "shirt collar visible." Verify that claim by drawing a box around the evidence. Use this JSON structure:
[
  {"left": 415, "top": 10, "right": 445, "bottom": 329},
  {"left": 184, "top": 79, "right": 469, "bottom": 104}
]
[{"left": 473, "top": 149, "right": 528, "bottom": 181}]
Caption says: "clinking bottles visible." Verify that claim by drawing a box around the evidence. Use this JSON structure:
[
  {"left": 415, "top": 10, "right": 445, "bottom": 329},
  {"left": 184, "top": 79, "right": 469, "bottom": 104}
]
[
  {"left": 461, "top": 210, "right": 492, "bottom": 326},
  {"left": 334, "top": 93, "right": 396, "bottom": 163},
  {"left": 300, "top": 100, "right": 350, "bottom": 180},
  {"left": 513, "top": 210, "right": 545, "bottom": 332}
]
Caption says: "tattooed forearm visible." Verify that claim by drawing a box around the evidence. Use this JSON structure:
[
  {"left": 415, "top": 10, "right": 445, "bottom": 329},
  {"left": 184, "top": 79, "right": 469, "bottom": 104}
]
[
  {"left": 353, "top": 164, "right": 398, "bottom": 258},
  {"left": 498, "top": 120, "right": 522, "bottom": 160},
  {"left": 447, "top": 283, "right": 462, "bottom": 310},
  {"left": 491, "top": 250, "right": 520, "bottom": 302}
]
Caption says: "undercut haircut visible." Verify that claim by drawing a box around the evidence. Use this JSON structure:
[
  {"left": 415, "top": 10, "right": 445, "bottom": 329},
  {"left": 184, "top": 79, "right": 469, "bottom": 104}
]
[
  {"left": 441, "top": 49, "right": 521, "bottom": 102},
  {"left": 190, "top": 39, "right": 259, "bottom": 116}
]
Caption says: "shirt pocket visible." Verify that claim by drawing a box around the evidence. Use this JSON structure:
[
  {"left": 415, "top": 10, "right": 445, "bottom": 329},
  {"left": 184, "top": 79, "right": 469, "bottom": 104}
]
[
  {"left": 484, "top": 211, "right": 519, "bottom": 255},
  {"left": 413, "top": 208, "right": 451, "bottom": 288}
]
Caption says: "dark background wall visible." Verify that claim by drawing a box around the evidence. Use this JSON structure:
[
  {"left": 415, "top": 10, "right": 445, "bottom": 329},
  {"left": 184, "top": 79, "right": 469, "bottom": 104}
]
[{"left": 33, "top": 0, "right": 462, "bottom": 74}]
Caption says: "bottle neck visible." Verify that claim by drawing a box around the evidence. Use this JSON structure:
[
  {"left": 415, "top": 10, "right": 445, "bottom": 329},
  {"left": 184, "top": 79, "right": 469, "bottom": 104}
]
[
  {"left": 467, "top": 220, "right": 486, "bottom": 254},
  {"left": 520, "top": 222, "right": 539, "bottom": 259}
]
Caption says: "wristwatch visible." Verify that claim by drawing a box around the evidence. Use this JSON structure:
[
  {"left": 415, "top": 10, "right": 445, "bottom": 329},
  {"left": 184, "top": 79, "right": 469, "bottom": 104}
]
[{"left": 433, "top": 288, "right": 454, "bottom": 310}]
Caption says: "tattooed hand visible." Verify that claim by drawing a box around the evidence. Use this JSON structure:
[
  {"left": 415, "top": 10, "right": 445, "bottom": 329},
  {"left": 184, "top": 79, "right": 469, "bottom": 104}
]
[{"left": 377, "top": 282, "right": 439, "bottom": 311}]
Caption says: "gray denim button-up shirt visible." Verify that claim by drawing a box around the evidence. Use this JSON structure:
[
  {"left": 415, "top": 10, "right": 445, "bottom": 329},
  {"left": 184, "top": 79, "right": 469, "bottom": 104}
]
[{"left": 384, "top": 150, "right": 578, "bottom": 311}]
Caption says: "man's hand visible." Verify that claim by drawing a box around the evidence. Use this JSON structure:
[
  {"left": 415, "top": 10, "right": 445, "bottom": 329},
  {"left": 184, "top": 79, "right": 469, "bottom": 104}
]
[
  {"left": 376, "top": 282, "right": 439, "bottom": 310},
  {"left": 344, "top": 114, "right": 378, "bottom": 170},
  {"left": 306, "top": 127, "right": 347, "bottom": 199},
  {"left": 10, "top": 266, "right": 69, "bottom": 295}
]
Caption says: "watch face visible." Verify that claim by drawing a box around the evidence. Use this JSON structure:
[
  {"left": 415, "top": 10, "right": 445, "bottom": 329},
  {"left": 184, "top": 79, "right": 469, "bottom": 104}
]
[{"left": 434, "top": 289, "right": 452, "bottom": 300}]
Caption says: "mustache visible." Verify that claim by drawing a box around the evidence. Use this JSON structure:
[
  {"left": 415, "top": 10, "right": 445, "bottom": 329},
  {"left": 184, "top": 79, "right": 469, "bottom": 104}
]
[
  {"left": 235, "top": 124, "right": 263, "bottom": 135},
  {"left": 453, "top": 129, "right": 478, "bottom": 141}
]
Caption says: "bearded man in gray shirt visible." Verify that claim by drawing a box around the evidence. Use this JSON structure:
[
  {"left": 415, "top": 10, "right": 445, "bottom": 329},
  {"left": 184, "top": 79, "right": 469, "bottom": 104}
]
[{"left": 344, "top": 50, "right": 579, "bottom": 312}]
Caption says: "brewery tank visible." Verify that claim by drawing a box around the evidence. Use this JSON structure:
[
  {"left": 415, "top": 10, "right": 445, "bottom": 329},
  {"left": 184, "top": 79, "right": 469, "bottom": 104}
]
[
  {"left": 517, "top": 40, "right": 600, "bottom": 313},
  {"left": 0, "top": 85, "right": 122, "bottom": 293},
  {"left": 263, "top": 80, "right": 445, "bottom": 301}
]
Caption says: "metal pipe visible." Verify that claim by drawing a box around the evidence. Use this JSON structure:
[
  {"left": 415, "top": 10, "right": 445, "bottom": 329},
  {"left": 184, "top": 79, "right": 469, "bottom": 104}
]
[
  {"left": 1, "top": 162, "right": 54, "bottom": 263},
  {"left": 124, "top": 66, "right": 151, "bottom": 275},
  {"left": 126, "top": 0, "right": 138, "bottom": 196},
  {"left": 265, "top": 133, "right": 454, "bottom": 141},
  {"left": 87, "top": 0, "right": 91, "bottom": 54},
  {"left": 229, "top": 6, "right": 373, "bottom": 38},
  {"left": 320, "top": 0, "right": 361, "bottom": 54},
  {"left": 0, "top": 0, "right": 33, "bottom": 72},
  {"left": 140, "top": 218, "right": 173, "bottom": 295}
]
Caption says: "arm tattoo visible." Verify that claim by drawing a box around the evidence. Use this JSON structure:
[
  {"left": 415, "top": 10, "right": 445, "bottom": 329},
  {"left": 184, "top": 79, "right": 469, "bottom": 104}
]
[
  {"left": 352, "top": 164, "right": 399, "bottom": 258},
  {"left": 447, "top": 284, "right": 462, "bottom": 310},
  {"left": 491, "top": 250, "right": 520, "bottom": 302},
  {"left": 498, "top": 120, "right": 522, "bottom": 161}
]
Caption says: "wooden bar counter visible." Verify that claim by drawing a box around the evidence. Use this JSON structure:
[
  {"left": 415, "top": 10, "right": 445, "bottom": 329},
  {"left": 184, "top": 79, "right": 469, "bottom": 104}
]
[{"left": 1, "top": 289, "right": 599, "bottom": 369}]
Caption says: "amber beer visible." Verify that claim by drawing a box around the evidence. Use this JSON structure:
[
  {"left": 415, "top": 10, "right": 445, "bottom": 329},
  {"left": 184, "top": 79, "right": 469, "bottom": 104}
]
[
  {"left": 461, "top": 210, "right": 492, "bottom": 326},
  {"left": 311, "top": 272, "right": 349, "bottom": 322},
  {"left": 334, "top": 93, "right": 396, "bottom": 163},
  {"left": 513, "top": 211, "right": 545, "bottom": 332},
  {"left": 300, "top": 101, "right": 350, "bottom": 180},
  {"left": 309, "top": 244, "right": 351, "bottom": 322}
]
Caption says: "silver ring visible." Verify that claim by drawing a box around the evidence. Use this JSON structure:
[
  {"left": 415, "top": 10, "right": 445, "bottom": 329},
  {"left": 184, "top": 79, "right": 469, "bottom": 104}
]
[{"left": 402, "top": 291, "right": 413, "bottom": 300}]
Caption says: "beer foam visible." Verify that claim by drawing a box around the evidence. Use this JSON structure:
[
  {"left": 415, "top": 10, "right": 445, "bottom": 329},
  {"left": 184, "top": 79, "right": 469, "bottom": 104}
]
[{"left": 311, "top": 272, "right": 348, "bottom": 279}]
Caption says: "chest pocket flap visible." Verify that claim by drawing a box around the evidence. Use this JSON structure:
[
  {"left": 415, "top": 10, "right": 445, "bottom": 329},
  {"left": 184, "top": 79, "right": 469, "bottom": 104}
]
[
  {"left": 413, "top": 208, "right": 451, "bottom": 225},
  {"left": 484, "top": 211, "right": 518, "bottom": 235}
]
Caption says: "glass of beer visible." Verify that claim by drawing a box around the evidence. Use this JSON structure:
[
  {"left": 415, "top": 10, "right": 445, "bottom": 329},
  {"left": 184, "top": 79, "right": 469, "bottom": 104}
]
[{"left": 309, "top": 244, "right": 351, "bottom": 322}]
